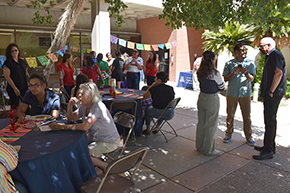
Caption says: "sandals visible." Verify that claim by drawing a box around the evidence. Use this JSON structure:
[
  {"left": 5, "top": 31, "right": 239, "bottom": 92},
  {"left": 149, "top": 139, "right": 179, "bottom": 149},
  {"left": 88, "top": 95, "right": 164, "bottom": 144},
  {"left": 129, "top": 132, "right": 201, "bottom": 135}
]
[
  {"left": 151, "top": 125, "right": 160, "bottom": 134},
  {"left": 142, "top": 129, "right": 150, "bottom": 135}
]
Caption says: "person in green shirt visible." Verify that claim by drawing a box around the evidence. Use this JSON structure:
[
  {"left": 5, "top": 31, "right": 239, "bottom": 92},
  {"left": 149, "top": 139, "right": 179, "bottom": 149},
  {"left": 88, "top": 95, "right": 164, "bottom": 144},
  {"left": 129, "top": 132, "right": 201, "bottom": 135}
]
[{"left": 96, "top": 53, "right": 111, "bottom": 87}]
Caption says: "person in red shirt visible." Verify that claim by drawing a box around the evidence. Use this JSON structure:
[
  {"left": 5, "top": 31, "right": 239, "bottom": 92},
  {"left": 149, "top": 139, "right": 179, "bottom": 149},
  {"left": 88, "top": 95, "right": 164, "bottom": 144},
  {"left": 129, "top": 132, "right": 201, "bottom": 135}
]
[
  {"left": 144, "top": 51, "right": 160, "bottom": 86},
  {"left": 80, "top": 56, "right": 104, "bottom": 87},
  {"left": 56, "top": 53, "right": 75, "bottom": 98}
]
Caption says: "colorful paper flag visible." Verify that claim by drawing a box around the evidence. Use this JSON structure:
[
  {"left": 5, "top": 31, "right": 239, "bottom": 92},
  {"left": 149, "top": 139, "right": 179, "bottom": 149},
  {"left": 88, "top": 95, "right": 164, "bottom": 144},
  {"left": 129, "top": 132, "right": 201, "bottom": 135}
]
[
  {"left": 144, "top": 44, "right": 151, "bottom": 51},
  {"left": 60, "top": 46, "right": 66, "bottom": 53},
  {"left": 111, "top": 35, "right": 118, "bottom": 44},
  {"left": 26, "top": 57, "right": 38, "bottom": 68},
  {"left": 0, "top": 55, "right": 6, "bottom": 68},
  {"left": 171, "top": 41, "right": 178, "bottom": 47},
  {"left": 47, "top": 53, "right": 58, "bottom": 62},
  {"left": 72, "top": 47, "right": 79, "bottom": 52},
  {"left": 83, "top": 48, "right": 87, "bottom": 53},
  {"left": 65, "top": 45, "right": 69, "bottom": 50},
  {"left": 152, "top": 45, "right": 159, "bottom": 51},
  {"left": 55, "top": 50, "right": 64, "bottom": 56},
  {"left": 37, "top": 56, "right": 50, "bottom": 66},
  {"left": 119, "top": 38, "right": 127, "bottom": 47},
  {"left": 158, "top": 44, "right": 164, "bottom": 49},
  {"left": 165, "top": 43, "right": 172, "bottom": 49},
  {"left": 136, "top": 43, "right": 144, "bottom": 50},
  {"left": 87, "top": 49, "right": 92, "bottom": 53},
  {"left": 127, "top": 41, "right": 135, "bottom": 49}
]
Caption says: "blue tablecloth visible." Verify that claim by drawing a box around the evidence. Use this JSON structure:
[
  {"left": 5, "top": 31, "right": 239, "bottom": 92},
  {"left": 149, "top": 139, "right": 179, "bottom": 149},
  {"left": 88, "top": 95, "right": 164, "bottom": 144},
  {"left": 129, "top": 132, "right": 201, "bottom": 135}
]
[
  {"left": 102, "top": 88, "right": 144, "bottom": 137},
  {"left": 177, "top": 71, "right": 193, "bottom": 89},
  {"left": 10, "top": 129, "right": 97, "bottom": 193}
]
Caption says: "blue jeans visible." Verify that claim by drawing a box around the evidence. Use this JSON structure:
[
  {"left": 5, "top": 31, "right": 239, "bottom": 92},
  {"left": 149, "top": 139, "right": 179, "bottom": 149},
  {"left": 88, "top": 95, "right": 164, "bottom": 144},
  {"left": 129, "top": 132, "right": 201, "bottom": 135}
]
[
  {"left": 127, "top": 72, "right": 140, "bottom": 89},
  {"left": 64, "top": 85, "right": 74, "bottom": 98},
  {"left": 145, "top": 106, "right": 174, "bottom": 126}
]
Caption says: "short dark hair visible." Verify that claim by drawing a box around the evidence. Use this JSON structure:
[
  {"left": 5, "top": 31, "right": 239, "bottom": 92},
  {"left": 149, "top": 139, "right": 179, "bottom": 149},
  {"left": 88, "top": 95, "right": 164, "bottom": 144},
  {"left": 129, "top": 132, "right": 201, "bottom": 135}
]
[
  {"left": 156, "top": 71, "right": 169, "bottom": 83},
  {"left": 115, "top": 51, "right": 121, "bottom": 57},
  {"left": 29, "top": 73, "right": 47, "bottom": 86},
  {"left": 90, "top": 51, "right": 96, "bottom": 55},
  {"left": 234, "top": 42, "right": 245, "bottom": 53}
]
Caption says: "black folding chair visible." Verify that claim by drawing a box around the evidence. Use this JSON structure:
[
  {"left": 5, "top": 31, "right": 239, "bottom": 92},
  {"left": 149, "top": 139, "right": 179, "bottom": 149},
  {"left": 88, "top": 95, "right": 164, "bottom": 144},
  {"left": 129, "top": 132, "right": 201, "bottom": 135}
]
[
  {"left": 148, "top": 97, "right": 181, "bottom": 142},
  {"left": 110, "top": 100, "right": 137, "bottom": 156},
  {"left": 80, "top": 147, "right": 148, "bottom": 193}
]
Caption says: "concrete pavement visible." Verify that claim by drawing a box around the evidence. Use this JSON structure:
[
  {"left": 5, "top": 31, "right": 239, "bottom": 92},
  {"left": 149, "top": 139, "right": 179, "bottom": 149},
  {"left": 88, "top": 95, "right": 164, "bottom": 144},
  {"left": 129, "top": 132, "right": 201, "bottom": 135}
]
[{"left": 109, "top": 81, "right": 290, "bottom": 192}]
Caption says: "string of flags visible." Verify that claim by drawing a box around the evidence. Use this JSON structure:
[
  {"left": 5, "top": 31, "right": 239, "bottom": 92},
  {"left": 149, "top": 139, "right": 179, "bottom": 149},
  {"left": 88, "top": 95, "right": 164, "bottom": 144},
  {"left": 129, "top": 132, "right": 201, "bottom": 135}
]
[
  {"left": 0, "top": 45, "right": 93, "bottom": 68},
  {"left": 110, "top": 35, "right": 178, "bottom": 51},
  {"left": 0, "top": 36, "right": 178, "bottom": 68}
]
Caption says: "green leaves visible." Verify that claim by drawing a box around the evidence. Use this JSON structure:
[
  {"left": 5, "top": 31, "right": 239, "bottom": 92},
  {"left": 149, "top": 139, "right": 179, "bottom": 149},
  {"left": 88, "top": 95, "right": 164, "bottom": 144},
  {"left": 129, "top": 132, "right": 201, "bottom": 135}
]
[
  {"left": 32, "top": 0, "right": 54, "bottom": 25},
  {"left": 202, "top": 21, "right": 255, "bottom": 56},
  {"left": 105, "top": 0, "right": 128, "bottom": 29}
]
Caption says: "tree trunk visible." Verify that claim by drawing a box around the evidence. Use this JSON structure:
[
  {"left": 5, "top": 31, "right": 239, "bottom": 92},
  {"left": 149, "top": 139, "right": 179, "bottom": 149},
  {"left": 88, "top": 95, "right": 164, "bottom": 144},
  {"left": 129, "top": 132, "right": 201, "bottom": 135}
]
[{"left": 44, "top": 0, "right": 86, "bottom": 81}]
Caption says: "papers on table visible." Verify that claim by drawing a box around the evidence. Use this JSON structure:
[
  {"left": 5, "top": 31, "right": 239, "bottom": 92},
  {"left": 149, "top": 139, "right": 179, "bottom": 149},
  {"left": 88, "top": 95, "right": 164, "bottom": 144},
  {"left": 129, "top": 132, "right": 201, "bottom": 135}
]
[
  {"left": 37, "top": 120, "right": 55, "bottom": 132},
  {"left": 38, "top": 125, "right": 52, "bottom": 132}
]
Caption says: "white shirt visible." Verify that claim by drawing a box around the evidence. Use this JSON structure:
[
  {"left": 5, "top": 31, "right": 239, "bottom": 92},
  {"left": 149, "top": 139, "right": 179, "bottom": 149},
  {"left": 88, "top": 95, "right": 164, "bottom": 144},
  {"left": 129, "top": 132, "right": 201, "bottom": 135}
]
[{"left": 125, "top": 56, "right": 143, "bottom": 73}]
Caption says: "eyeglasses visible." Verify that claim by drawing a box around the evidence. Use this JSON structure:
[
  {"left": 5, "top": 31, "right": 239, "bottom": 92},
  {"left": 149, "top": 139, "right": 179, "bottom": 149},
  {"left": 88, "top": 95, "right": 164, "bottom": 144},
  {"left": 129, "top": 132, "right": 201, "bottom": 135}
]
[
  {"left": 11, "top": 49, "right": 18, "bottom": 53},
  {"left": 259, "top": 44, "right": 267, "bottom": 49},
  {"left": 29, "top": 83, "right": 41, "bottom": 88},
  {"left": 239, "top": 48, "right": 248, "bottom": 52}
]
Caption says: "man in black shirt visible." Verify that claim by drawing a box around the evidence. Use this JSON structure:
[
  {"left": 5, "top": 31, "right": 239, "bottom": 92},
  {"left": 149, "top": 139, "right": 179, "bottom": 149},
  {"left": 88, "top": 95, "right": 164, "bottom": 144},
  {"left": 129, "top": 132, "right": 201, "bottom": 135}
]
[{"left": 253, "top": 37, "right": 287, "bottom": 160}]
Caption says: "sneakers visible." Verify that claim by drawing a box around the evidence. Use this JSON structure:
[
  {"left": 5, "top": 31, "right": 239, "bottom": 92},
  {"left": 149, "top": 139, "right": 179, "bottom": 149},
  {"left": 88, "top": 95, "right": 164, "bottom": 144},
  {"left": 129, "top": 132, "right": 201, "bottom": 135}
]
[
  {"left": 206, "top": 150, "right": 221, "bottom": 156},
  {"left": 246, "top": 138, "right": 256, "bottom": 146},
  {"left": 223, "top": 136, "right": 231, "bottom": 143}
]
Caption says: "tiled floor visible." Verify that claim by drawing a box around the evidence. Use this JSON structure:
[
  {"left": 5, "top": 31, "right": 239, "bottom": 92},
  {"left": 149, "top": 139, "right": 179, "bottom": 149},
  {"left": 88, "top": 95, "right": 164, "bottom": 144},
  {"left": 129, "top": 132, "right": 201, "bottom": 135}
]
[{"left": 108, "top": 82, "right": 290, "bottom": 192}]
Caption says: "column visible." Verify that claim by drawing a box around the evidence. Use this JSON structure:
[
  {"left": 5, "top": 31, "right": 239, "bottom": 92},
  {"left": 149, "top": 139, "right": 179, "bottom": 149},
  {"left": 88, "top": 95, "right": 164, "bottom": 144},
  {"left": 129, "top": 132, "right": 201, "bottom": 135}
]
[{"left": 91, "top": 0, "right": 110, "bottom": 56}]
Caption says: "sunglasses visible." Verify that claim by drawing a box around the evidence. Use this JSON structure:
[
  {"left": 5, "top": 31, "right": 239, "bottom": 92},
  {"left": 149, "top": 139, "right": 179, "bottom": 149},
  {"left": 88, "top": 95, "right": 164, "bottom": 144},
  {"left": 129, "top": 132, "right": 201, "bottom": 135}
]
[
  {"left": 11, "top": 49, "right": 18, "bottom": 53},
  {"left": 83, "top": 83, "right": 93, "bottom": 91},
  {"left": 239, "top": 48, "right": 248, "bottom": 52},
  {"left": 259, "top": 44, "right": 267, "bottom": 49}
]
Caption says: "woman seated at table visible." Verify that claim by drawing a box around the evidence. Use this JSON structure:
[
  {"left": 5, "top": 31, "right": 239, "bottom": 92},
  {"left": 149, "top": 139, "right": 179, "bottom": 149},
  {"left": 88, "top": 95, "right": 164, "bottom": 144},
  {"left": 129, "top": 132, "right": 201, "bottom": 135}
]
[
  {"left": 49, "top": 82, "right": 120, "bottom": 172},
  {"left": 142, "top": 71, "right": 175, "bottom": 135}
]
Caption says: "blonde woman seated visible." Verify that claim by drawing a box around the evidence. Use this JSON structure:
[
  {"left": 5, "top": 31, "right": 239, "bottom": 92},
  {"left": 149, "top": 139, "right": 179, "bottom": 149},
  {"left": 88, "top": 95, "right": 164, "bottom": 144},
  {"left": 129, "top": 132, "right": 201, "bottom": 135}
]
[{"left": 49, "top": 82, "right": 120, "bottom": 171}]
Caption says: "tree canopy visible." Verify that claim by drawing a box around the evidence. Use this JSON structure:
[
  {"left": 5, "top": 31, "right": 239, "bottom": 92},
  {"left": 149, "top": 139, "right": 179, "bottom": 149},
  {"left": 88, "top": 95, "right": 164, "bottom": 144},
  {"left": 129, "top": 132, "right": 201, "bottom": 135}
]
[{"left": 106, "top": 0, "right": 290, "bottom": 39}]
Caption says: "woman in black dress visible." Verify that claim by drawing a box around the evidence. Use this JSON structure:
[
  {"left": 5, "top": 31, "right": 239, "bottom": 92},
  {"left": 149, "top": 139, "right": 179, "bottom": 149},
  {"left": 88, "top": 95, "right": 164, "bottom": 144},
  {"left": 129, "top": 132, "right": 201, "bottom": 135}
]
[
  {"left": 111, "top": 51, "right": 125, "bottom": 88},
  {"left": 3, "top": 43, "right": 28, "bottom": 109}
]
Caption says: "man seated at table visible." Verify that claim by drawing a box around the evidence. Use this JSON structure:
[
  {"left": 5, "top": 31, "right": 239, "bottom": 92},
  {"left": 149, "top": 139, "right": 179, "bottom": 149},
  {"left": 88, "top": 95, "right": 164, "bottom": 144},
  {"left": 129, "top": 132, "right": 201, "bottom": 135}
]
[{"left": 17, "top": 73, "right": 60, "bottom": 123}]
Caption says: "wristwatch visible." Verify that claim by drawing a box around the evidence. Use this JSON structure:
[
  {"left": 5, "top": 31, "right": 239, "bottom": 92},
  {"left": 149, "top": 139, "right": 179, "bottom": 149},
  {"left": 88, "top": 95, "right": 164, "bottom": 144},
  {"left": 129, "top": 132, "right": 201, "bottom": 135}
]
[
  {"left": 269, "top": 90, "right": 274, "bottom": 94},
  {"left": 245, "top": 72, "right": 249, "bottom": 76}
]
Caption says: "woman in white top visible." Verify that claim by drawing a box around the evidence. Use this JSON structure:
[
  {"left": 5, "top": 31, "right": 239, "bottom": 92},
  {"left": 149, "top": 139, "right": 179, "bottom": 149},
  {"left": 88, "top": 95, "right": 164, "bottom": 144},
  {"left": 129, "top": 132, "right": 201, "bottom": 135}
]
[{"left": 49, "top": 82, "right": 120, "bottom": 171}]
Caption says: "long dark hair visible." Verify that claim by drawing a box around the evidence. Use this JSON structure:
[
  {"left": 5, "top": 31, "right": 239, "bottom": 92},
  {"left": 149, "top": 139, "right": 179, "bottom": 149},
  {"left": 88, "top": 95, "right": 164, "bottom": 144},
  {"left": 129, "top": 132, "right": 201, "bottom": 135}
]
[
  {"left": 74, "top": 74, "right": 89, "bottom": 96},
  {"left": 146, "top": 51, "right": 157, "bottom": 67},
  {"left": 96, "top": 53, "right": 103, "bottom": 63},
  {"left": 83, "top": 55, "right": 95, "bottom": 68},
  {"left": 197, "top": 51, "right": 217, "bottom": 79},
  {"left": 156, "top": 71, "right": 169, "bottom": 83},
  {"left": 5, "top": 43, "right": 21, "bottom": 61},
  {"left": 62, "top": 53, "right": 72, "bottom": 69}
]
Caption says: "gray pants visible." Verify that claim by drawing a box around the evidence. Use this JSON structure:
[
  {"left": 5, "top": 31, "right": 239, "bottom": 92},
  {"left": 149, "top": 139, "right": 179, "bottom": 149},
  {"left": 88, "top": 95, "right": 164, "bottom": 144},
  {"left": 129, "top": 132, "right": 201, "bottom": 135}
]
[{"left": 196, "top": 92, "right": 220, "bottom": 155}]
